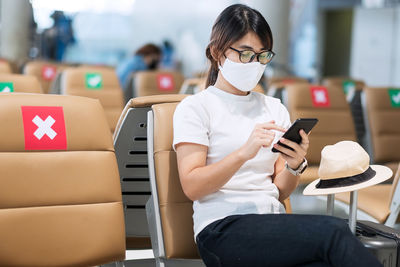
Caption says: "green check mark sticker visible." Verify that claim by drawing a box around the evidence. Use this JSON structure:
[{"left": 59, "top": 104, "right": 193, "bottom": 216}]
[
  {"left": 388, "top": 88, "right": 400, "bottom": 108},
  {"left": 0, "top": 82, "right": 14, "bottom": 92},
  {"left": 342, "top": 80, "right": 355, "bottom": 96},
  {"left": 85, "top": 73, "right": 103, "bottom": 89}
]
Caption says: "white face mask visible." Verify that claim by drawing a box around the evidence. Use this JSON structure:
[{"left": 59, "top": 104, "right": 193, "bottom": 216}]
[{"left": 219, "top": 58, "right": 266, "bottom": 92}]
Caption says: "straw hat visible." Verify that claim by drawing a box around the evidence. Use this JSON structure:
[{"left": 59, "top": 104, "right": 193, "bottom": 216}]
[{"left": 303, "top": 141, "right": 393, "bottom": 195}]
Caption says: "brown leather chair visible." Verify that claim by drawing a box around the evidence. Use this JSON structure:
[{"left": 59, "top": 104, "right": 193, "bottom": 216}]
[
  {"left": 49, "top": 64, "right": 83, "bottom": 95},
  {"left": 336, "top": 163, "right": 400, "bottom": 227},
  {"left": 0, "top": 73, "right": 43, "bottom": 93},
  {"left": 179, "top": 78, "right": 206, "bottom": 94},
  {"left": 284, "top": 83, "right": 358, "bottom": 184},
  {"left": 0, "top": 93, "right": 125, "bottom": 266},
  {"left": 79, "top": 64, "right": 116, "bottom": 70},
  {"left": 23, "top": 61, "right": 67, "bottom": 94},
  {"left": 361, "top": 87, "right": 400, "bottom": 174},
  {"left": 146, "top": 101, "right": 292, "bottom": 266},
  {"left": 0, "top": 59, "right": 12, "bottom": 73},
  {"left": 322, "top": 77, "right": 365, "bottom": 93},
  {"left": 266, "top": 76, "right": 308, "bottom": 101},
  {"left": 133, "top": 70, "right": 184, "bottom": 97},
  {"left": 146, "top": 102, "right": 206, "bottom": 266},
  {"left": 323, "top": 77, "right": 367, "bottom": 147},
  {"left": 267, "top": 76, "right": 309, "bottom": 88},
  {"left": 113, "top": 94, "right": 187, "bottom": 251},
  {"left": 61, "top": 67, "right": 124, "bottom": 133}
]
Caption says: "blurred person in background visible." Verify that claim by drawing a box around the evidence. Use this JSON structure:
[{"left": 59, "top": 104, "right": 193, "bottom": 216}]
[
  {"left": 160, "top": 39, "right": 176, "bottom": 69},
  {"left": 42, "top": 11, "right": 75, "bottom": 61},
  {"left": 116, "top": 43, "right": 162, "bottom": 88}
]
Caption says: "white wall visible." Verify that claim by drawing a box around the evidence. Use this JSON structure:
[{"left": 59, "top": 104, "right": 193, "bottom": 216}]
[
  {"left": 350, "top": 7, "right": 400, "bottom": 87},
  {"left": 65, "top": 0, "right": 235, "bottom": 77}
]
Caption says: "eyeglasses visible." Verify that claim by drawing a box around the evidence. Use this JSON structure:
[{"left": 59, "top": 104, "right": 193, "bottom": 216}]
[{"left": 229, "top": 47, "right": 275, "bottom": 65}]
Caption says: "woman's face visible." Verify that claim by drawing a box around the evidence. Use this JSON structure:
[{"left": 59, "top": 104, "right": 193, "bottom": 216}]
[{"left": 220, "top": 31, "right": 266, "bottom": 66}]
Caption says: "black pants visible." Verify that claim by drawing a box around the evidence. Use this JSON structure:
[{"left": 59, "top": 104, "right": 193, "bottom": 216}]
[{"left": 196, "top": 214, "right": 382, "bottom": 267}]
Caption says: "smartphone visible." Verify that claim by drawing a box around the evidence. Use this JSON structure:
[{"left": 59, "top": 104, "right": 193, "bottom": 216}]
[{"left": 272, "top": 118, "right": 318, "bottom": 153}]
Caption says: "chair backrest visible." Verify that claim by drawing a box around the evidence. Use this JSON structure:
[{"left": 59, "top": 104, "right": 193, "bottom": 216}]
[
  {"left": 266, "top": 76, "right": 308, "bottom": 101},
  {"left": 49, "top": 69, "right": 70, "bottom": 95},
  {"left": 23, "top": 61, "right": 66, "bottom": 94},
  {"left": 113, "top": 94, "right": 187, "bottom": 249},
  {"left": 363, "top": 87, "right": 400, "bottom": 164},
  {"left": 322, "top": 77, "right": 365, "bottom": 92},
  {"left": 0, "top": 60, "right": 12, "bottom": 73},
  {"left": 179, "top": 78, "right": 206, "bottom": 94},
  {"left": 285, "top": 83, "right": 357, "bottom": 164},
  {"left": 267, "top": 76, "right": 308, "bottom": 89},
  {"left": 61, "top": 67, "right": 124, "bottom": 133},
  {"left": 322, "top": 78, "right": 368, "bottom": 149},
  {"left": 147, "top": 102, "right": 201, "bottom": 260},
  {"left": 0, "top": 73, "right": 43, "bottom": 93},
  {"left": 0, "top": 93, "right": 125, "bottom": 266},
  {"left": 134, "top": 70, "right": 184, "bottom": 97}
]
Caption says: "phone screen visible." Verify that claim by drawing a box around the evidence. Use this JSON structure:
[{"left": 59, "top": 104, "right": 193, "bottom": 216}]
[{"left": 271, "top": 118, "right": 318, "bottom": 153}]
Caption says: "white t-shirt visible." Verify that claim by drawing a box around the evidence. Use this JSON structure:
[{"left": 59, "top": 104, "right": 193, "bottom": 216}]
[{"left": 173, "top": 86, "right": 292, "bottom": 238}]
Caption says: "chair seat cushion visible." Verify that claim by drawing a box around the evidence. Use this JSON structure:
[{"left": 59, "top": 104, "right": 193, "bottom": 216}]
[
  {"left": 335, "top": 184, "right": 391, "bottom": 223},
  {"left": 299, "top": 165, "right": 319, "bottom": 184}
]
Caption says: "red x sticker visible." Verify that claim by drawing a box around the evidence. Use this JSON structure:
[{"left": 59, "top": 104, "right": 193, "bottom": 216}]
[
  {"left": 310, "top": 86, "right": 330, "bottom": 107},
  {"left": 42, "top": 65, "right": 57, "bottom": 81},
  {"left": 157, "top": 74, "right": 174, "bottom": 91},
  {"left": 21, "top": 106, "right": 67, "bottom": 150}
]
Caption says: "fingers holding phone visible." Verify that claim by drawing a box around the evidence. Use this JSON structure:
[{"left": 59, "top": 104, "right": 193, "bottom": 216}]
[
  {"left": 271, "top": 118, "right": 317, "bottom": 169},
  {"left": 273, "top": 129, "right": 309, "bottom": 169}
]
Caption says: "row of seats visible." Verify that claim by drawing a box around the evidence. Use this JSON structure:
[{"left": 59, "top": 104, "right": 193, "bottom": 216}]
[
  {"left": 0, "top": 60, "right": 186, "bottom": 134},
  {"left": 2, "top": 63, "right": 398, "bottom": 181},
  {"left": 0, "top": 89, "right": 398, "bottom": 266},
  {"left": 269, "top": 82, "right": 400, "bottom": 181},
  {"left": 3, "top": 59, "right": 399, "bottom": 231},
  {"left": 266, "top": 80, "right": 400, "bottom": 231}
]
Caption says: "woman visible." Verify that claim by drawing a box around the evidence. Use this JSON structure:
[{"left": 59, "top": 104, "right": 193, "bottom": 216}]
[{"left": 173, "top": 4, "right": 381, "bottom": 267}]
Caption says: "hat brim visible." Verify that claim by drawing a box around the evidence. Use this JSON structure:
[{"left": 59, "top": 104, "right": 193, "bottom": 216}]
[{"left": 303, "top": 165, "right": 393, "bottom": 196}]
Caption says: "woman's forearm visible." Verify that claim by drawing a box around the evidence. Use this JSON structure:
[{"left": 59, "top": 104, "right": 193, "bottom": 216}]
[
  {"left": 179, "top": 148, "right": 247, "bottom": 201},
  {"left": 274, "top": 169, "right": 300, "bottom": 202}
]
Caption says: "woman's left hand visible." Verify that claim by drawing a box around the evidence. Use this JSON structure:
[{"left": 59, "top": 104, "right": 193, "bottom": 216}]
[{"left": 273, "top": 129, "right": 309, "bottom": 169}]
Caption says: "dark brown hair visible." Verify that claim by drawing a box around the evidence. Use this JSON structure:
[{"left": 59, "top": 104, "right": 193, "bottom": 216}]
[
  {"left": 205, "top": 4, "right": 273, "bottom": 87},
  {"left": 135, "top": 44, "right": 161, "bottom": 57}
]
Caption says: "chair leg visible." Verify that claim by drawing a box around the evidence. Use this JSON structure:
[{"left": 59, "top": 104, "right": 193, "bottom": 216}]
[{"left": 115, "top": 261, "right": 125, "bottom": 267}]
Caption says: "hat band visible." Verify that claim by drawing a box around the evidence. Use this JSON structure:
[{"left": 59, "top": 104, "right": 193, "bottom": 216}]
[{"left": 316, "top": 167, "right": 376, "bottom": 189}]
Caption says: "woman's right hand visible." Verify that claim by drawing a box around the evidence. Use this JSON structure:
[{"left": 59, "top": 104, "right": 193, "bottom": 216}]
[{"left": 238, "top": 121, "right": 286, "bottom": 161}]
